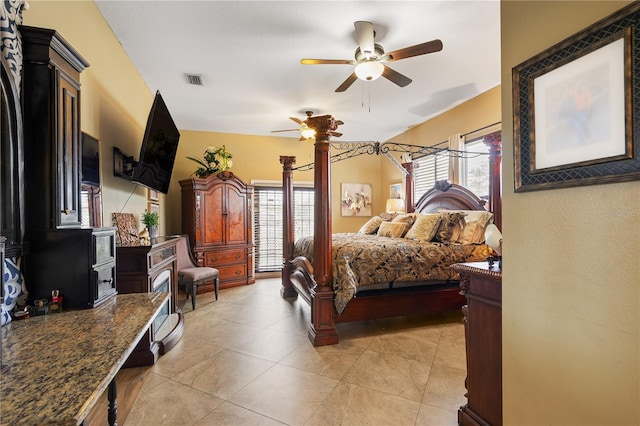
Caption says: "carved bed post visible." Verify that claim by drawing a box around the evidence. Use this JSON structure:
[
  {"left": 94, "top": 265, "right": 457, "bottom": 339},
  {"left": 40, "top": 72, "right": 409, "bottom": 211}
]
[
  {"left": 483, "top": 132, "right": 502, "bottom": 230},
  {"left": 402, "top": 162, "right": 416, "bottom": 213},
  {"left": 306, "top": 114, "right": 340, "bottom": 346},
  {"left": 280, "top": 156, "right": 298, "bottom": 298}
]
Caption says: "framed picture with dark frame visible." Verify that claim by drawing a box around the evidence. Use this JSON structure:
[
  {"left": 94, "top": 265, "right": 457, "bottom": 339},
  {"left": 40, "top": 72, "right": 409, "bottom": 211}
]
[{"left": 513, "top": 3, "right": 640, "bottom": 192}]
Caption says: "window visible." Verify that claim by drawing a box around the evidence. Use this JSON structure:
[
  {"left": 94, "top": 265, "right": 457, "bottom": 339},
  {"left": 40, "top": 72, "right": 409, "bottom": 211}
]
[
  {"left": 412, "top": 137, "right": 492, "bottom": 201},
  {"left": 462, "top": 138, "right": 491, "bottom": 199},
  {"left": 254, "top": 186, "right": 314, "bottom": 272},
  {"left": 413, "top": 142, "right": 449, "bottom": 198}
]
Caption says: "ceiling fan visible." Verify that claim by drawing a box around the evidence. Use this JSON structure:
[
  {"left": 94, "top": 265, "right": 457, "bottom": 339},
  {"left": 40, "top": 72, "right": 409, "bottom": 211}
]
[
  {"left": 271, "top": 111, "right": 343, "bottom": 140},
  {"left": 301, "top": 21, "right": 443, "bottom": 92}
]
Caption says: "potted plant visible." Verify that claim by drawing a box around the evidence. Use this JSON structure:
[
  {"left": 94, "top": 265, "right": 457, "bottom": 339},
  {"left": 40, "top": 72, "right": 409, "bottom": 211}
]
[{"left": 142, "top": 209, "right": 159, "bottom": 239}]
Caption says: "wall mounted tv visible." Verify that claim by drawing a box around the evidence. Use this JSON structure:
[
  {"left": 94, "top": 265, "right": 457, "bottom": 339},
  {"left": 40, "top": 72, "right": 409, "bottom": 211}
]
[{"left": 131, "top": 90, "right": 180, "bottom": 194}]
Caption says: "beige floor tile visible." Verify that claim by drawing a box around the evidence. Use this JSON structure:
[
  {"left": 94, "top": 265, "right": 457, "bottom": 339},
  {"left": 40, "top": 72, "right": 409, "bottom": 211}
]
[
  {"left": 125, "top": 376, "right": 225, "bottom": 425},
  {"left": 415, "top": 403, "right": 459, "bottom": 426},
  {"left": 433, "top": 323, "right": 466, "bottom": 371},
  {"left": 172, "top": 349, "right": 275, "bottom": 400},
  {"left": 229, "top": 363, "right": 338, "bottom": 425},
  {"left": 229, "top": 328, "right": 309, "bottom": 362},
  {"left": 266, "top": 310, "right": 311, "bottom": 337},
  {"left": 279, "top": 342, "right": 362, "bottom": 380},
  {"left": 152, "top": 336, "right": 224, "bottom": 379},
  {"left": 366, "top": 325, "right": 443, "bottom": 363},
  {"left": 194, "top": 401, "right": 285, "bottom": 425},
  {"left": 342, "top": 350, "right": 432, "bottom": 402},
  {"left": 422, "top": 364, "right": 467, "bottom": 412},
  {"left": 305, "top": 382, "right": 421, "bottom": 426},
  {"left": 128, "top": 279, "right": 468, "bottom": 425}
]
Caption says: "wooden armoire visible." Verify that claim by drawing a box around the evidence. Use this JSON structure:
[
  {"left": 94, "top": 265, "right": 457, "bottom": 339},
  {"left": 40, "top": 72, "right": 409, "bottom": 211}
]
[{"left": 180, "top": 172, "right": 255, "bottom": 290}]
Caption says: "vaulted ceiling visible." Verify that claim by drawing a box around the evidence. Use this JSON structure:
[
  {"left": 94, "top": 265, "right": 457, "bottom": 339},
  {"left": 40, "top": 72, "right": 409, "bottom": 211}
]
[{"left": 96, "top": 1, "right": 500, "bottom": 142}]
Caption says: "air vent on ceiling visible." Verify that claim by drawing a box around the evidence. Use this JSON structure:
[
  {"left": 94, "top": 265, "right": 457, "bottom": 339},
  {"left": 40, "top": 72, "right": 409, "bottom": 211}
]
[{"left": 185, "top": 73, "right": 203, "bottom": 86}]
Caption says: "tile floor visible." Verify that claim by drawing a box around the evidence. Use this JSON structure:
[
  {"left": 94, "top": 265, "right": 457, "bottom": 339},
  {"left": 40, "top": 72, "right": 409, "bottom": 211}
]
[{"left": 124, "top": 278, "right": 467, "bottom": 425}]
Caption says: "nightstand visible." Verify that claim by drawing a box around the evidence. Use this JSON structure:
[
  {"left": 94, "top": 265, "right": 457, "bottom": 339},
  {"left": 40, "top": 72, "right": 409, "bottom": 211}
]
[{"left": 451, "top": 261, "right": 502, "bottom": 426}]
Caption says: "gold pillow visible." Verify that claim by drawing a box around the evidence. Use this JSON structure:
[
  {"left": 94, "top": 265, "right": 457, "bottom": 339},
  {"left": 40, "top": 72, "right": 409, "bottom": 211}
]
[
  {"left": 404, "top": 214, "right": 442, "bottom": 242},
  {"left": 358, "top": 216, "right": 385, "bottom": 234},
  {"left": 454, "top": 210, "right": 494, "bottom": 244},
  {"left": 377, "top": 221, "right": 408, "bottom": 238},
  {"left": 434, "top": 212, "right": 466, "bottom": 243},
  {"left": 392, "top": 213, "right": 417, "bottom": 226}
]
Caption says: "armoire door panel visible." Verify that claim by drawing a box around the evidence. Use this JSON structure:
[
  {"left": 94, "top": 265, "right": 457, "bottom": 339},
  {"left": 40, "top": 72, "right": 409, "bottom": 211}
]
[
  {"left": 226, "top": 186, "right": 247, "bottom": 244},
  {"left": 201, "top": 185, "right": 224, "bottom": 245}
]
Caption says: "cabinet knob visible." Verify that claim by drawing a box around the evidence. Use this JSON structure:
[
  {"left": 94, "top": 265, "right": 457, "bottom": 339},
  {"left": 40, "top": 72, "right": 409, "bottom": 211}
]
[{"left": 62, "top": 208, "right": 71, "bottom": 215}]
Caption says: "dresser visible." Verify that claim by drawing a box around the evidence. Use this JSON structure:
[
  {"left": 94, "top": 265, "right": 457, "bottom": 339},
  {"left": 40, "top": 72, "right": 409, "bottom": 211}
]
[
  {"left": 180, "top": 172, "right": 255, "bottom": 290},
  {"left": 116, "top": 237, "right": 184, "bottom": 366},
  {"left": 452, "top": 261, "right": 502, "bottom": 426}
]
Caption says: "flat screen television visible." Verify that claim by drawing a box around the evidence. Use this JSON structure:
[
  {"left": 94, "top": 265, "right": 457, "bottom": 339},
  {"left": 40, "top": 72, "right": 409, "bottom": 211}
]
[
  {"left": 132, "top": 90, "right": 180, "bottom": 194},
  {"left": 81, "top": 132, "right": 100, "bottom": 186}
]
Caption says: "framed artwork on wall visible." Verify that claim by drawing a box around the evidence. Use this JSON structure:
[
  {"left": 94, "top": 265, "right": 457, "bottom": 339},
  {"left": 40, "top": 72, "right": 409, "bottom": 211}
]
[
  {"left": 148, "top": 202, "right": 159, "bottom": 216},
  {"left": 341, "top": 183, "right": 372, "bottom": 217},
  {"left": 389, "top": 182, "right": 402, "bottom": 199},
  {"left": 148, "top": 189, "right": 159, "bottom": 202},
  {"left": 513, "top": 2, "right": 640, "bottom": 192}
]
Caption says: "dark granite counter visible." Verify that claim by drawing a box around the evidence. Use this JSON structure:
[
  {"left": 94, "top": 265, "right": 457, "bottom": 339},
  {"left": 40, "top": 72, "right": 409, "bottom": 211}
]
[{"left": 0, "top": 292, "right": 169, "bottom": 425}]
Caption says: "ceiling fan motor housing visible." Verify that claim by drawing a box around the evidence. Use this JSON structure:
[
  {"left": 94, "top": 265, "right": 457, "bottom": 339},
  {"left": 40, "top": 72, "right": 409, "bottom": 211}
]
[{"left": 355, "top": 44, "right": 385, "bottom": 62}]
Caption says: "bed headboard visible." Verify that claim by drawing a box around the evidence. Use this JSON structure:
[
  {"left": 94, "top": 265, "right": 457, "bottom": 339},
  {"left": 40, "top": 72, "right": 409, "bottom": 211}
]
[{"left": 414, "top": 180, "right": 488, "bottom": 213}]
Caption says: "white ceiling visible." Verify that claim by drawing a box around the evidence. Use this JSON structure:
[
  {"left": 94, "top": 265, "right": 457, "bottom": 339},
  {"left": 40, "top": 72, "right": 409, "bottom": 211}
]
[{"left": 95, "top": 0, "right": 500, "bottom": 142}]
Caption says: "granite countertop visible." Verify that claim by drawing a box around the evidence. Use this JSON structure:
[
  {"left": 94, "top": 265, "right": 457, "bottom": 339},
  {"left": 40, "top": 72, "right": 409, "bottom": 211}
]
[{"left": 0, "top": 292, "right": 169, "bottom": 425}]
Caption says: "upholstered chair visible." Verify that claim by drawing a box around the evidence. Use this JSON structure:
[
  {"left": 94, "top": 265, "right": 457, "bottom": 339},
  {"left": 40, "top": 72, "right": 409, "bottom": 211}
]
[{"left": 175, "top": 235, "right": 219, "bottom": 310}]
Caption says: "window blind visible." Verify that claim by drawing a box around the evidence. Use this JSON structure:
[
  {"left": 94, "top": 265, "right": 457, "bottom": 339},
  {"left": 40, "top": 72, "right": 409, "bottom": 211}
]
[{"left": 254, "top": 186, "right": 314, "bottom": 272}]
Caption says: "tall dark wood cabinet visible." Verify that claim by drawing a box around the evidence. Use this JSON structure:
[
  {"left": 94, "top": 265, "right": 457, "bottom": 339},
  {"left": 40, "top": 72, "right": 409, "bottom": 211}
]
[
  {"left": 20, "top": 26, "right": 117, "bottom": 308},
  {"left": 452, "top": 261, "right": 502, "bottom": 426},
  {"left": 180, "top": 172, "right": 255, "bottom": 290}
]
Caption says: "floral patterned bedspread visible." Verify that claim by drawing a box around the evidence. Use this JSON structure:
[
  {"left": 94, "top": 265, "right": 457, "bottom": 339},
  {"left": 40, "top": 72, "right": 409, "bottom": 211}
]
[{"left": 292, "top": 233, "right": 491, "bottom": 314}]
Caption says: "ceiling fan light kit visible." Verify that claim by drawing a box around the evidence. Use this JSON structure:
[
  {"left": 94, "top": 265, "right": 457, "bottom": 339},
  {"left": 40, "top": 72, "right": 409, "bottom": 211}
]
[{"left": 354, "top": 61, "right": 384, "bottom": 81}]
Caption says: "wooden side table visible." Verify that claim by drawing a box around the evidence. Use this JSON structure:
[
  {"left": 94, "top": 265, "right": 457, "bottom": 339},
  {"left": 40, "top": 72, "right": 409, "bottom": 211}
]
[{"left": 452, "top": 261, "right": 502, "bottom": 426}]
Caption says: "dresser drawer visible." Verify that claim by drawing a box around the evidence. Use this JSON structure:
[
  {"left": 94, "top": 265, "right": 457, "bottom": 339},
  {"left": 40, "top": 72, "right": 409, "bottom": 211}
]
[
  {"left": 93, "top": 229, "right": 116, "bottom": 266},
  {"left": 218, "top": 263, "right": 247, "bottom": 281},
  {"left": 149, "top": 245, "right": 176, "bottom": 270},
  {"left": 94, "top": 263, "right": 117, "bottom": 304},
  {"left": 205, "top": 248, "right": 246, "bottom": 265}
]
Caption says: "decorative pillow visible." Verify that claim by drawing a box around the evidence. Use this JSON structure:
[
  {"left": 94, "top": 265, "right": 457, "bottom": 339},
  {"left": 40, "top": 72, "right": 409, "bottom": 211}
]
[
  {"left": 404, "top": 213, "right": 442, "bottom": 242},
  {"left": 434, "top": 212, "right": 467, "bottom": 243},
  {"left": 391, "top": 213, "right": 417, "bottom": 225},
  {"left": 454, "top": 210, "right": 494, "bottom": 244},
  {"left": 378, "top": 212, "right": 398, "bottom": 221},
  {"left": 2, "top": 258, "right": 26, "bottom": 326},
  {"left": 376, "top": 221, "right": 409, "bottom": 238},
  {"left": 358, "top": 216, "right": 385, "bottom": 234}
]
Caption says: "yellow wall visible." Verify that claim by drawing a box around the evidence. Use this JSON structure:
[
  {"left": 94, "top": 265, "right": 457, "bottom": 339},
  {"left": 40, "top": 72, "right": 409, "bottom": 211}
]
[
  {"left": 501, "top": 1, "right": 639, "bottom": 424},
  {"left": 23, "top": 1, "right": 383, "bottom": 235}
]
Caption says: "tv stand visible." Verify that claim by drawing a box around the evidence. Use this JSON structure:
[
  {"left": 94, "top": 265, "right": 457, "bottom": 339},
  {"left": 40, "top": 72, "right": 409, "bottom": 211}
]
[{"left": 116, "top": 236, "right": 184, "bottom": 367}]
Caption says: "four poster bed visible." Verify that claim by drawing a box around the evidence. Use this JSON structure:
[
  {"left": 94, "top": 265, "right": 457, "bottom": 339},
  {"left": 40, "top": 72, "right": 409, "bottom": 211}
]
[{"left": 280, "top": 114, "right": 502, "bottom": 346}]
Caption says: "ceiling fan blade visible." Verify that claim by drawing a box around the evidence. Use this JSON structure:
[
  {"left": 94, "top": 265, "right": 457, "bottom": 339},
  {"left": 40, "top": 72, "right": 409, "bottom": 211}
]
[
  {"left": 354, "top": 21, "right": 375, "bottom": 57},
  {"left": 271, "top": 129, "right": 300, "bottom": 133},
  {"left": 382, "top": 65, "right": 412, "bottom": 87},
  {"left": 335, "top": 72, "right": 358, "bottom": 92},
  {"left": 335, "top": 120, "right": 344, "bottom": 126},
  {"left": 289, "top": 117, "right": 303, "bottom": 125},
  {"left": 330, "top": 131, "right": 343, "bottom": 138},
  {"left": 385, "top": 39, "right": 443, "bottom": 62},
  {"left": 301, "top": 59, "right": 355, "bottom": 65}
]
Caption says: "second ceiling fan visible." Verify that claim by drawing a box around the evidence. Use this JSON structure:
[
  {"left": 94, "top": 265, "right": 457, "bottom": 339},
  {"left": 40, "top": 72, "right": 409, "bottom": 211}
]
[
  {"left": 301, "top": 21, "right": 443, "bottom": 92},
  {"left": 271, "top": 111, "right": 343, "bottom": 140}
]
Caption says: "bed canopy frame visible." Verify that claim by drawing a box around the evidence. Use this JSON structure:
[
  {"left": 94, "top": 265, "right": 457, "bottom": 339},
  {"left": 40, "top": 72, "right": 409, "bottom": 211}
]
[{"left": 280, "top": 114, "right": 502, "bottom": 346}]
